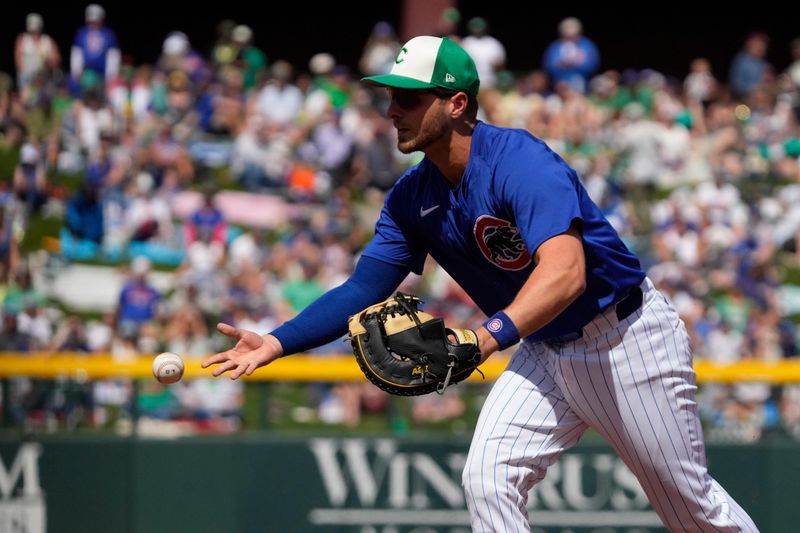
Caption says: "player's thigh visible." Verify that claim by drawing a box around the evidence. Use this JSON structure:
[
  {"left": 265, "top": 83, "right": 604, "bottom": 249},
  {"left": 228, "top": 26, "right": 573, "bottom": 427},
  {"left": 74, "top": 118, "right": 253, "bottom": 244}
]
[
  {"left": 559, "top": 296, "right": 715, "bottom": 521},
  {"left": 465, "top": 342, "right": 587, "bottom": 486}
]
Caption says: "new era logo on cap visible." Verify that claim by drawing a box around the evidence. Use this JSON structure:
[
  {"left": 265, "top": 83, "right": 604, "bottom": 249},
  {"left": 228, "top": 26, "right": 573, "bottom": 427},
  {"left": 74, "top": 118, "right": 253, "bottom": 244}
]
[{"left": 362, "top": 36, "right": 480, "bottom": 96}]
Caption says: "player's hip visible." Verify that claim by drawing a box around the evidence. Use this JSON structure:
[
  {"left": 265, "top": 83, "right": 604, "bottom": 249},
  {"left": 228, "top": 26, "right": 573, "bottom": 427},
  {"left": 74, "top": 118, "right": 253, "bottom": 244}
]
[{"left": 531, "top": 278, "right": 691, "bottom": 362}]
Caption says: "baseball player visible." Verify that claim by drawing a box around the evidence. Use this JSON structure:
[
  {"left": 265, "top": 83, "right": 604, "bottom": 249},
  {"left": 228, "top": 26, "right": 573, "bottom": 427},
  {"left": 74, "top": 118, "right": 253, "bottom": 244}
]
[{"left": 203, "top": 36, "right": 758, "bottom": 531}]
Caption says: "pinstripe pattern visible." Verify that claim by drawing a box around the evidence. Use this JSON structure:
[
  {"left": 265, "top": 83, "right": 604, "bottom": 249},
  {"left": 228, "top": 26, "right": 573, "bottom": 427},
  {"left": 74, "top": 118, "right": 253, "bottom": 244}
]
[{"left": 463, "top": 278, "right": 759, "bottom": 532}]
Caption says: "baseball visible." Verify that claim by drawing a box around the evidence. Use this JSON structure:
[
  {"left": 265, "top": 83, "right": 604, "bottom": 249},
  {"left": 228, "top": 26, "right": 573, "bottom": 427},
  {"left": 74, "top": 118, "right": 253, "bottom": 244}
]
[{"left": 152, "top": 352, "right": 184, "bottom": 384}]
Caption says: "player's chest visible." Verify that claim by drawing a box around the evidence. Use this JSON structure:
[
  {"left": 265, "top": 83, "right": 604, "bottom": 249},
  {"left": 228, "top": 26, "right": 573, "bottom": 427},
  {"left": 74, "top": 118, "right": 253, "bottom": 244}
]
[{"left": 414, "top": 189, "right": 531, "bottom": 270}]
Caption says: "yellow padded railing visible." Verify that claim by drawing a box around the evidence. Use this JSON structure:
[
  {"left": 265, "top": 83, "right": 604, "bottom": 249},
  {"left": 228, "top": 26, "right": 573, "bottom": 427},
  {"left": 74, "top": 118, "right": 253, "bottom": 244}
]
[{"left": 1, "top": 354, "right": 800, "bottom": 383}]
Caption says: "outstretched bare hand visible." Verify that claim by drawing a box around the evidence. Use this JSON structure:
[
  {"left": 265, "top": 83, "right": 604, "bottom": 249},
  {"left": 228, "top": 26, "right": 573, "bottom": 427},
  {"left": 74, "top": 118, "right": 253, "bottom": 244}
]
[{"left": 201, "top": 323, "right": 284, "bottom": 379}]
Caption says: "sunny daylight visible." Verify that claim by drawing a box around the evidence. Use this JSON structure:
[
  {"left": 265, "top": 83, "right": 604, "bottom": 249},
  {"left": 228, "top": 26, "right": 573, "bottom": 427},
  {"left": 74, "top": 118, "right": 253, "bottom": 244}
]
[{"left": 0, "top": 2, "right": 799, "bottom": 532}]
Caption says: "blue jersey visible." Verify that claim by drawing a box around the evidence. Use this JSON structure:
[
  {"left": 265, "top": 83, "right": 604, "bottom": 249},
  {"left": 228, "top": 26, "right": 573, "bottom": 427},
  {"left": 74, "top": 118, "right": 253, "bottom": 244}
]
[
  {"left": 362, "top": 121, "right": 645, "bottom": 341},
  {"left": 118, "top": 282, "right": 160, "bottom": 324},
  {"left": 73, "top": 27, "right": 118, "bottom": 75}
]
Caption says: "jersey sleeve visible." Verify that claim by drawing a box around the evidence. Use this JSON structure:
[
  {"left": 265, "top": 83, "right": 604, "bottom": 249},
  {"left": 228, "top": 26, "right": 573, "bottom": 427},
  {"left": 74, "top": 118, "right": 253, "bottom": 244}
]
[
  {"left": 496, "top": 141, "right": 583, "bottom": 255},
  {"left": 361, "top": 184, "right": 427, "bottom": 275}
]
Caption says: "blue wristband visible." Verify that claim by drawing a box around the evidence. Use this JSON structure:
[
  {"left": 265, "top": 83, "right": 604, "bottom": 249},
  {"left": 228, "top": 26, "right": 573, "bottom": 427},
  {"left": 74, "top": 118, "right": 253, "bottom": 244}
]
[{"left": 483, "top": 311, "right": 520, "bottom": 350}]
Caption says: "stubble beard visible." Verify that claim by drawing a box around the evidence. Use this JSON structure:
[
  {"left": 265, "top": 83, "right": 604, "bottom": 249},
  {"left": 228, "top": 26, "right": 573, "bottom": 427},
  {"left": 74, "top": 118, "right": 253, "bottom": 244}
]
[{"left": 397, "top": 108, "right": 450, "bottom": 154}]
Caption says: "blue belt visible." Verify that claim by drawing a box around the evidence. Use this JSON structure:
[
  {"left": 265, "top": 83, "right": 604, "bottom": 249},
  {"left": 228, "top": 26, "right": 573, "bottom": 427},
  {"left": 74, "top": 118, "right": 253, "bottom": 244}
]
[{"left": 546, "top": 286, "right": 643, "bottom": 344}]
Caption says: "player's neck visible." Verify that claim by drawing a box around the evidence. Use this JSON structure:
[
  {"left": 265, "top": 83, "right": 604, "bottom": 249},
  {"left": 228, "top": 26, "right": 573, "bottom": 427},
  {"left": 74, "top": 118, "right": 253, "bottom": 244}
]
[{"left": 427, "top": 126, "right": 473, "bottom": 187}]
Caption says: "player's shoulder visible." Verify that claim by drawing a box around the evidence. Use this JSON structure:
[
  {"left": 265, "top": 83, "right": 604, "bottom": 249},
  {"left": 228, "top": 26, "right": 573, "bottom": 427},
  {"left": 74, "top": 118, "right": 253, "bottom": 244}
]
[
  {"left": 474, "top": 122, "right": 558, "bottom": 164},
  {"left": 387, "top": 158, "right": 432, "bottom": 197},
  {"left": 475, "top": 123, "right": 577, "bottom": 188}
]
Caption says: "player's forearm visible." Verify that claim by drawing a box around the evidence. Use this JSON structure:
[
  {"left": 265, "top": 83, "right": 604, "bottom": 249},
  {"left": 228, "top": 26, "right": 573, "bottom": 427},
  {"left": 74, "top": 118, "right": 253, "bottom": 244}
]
[
  {"left": 504, "top": 258, "right": 585, "bottom": 339},
  {"left": 481, "top": 231, "right": 586, "bottom": 357},
  {"left": 477, "top": 262, "right": 584, "bottom": 361},
  {"left": 270, "top": 256, "right": 409, "bottom": 356},
  {"left": 475, "top": 258, "right": 586, "bottom": 363},
  {"left": 269, "top": 284, "right": 362, "bottom": 355}
]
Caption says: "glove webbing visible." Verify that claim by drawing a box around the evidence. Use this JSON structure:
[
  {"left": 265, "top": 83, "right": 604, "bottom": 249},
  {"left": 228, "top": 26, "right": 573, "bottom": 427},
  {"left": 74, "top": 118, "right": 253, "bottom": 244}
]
[{"left": 393, "top": 293, "right": 455, "bottom": 392}]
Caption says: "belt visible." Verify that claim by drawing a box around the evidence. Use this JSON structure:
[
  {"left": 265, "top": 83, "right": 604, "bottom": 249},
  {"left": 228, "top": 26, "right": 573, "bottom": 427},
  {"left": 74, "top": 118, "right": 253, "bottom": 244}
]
[
  {"left": 546, "top": 286, "right": 643, "bottom": 343},
  {"left": 615, "top": 285, "right": 643, "bottom": 323}
]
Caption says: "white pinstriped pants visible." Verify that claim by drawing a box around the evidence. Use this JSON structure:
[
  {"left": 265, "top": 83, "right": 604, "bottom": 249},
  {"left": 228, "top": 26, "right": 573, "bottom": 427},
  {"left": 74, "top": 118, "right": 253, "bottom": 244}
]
[{"left": 463, "top": 278, "right": 759, "bottom": 532}]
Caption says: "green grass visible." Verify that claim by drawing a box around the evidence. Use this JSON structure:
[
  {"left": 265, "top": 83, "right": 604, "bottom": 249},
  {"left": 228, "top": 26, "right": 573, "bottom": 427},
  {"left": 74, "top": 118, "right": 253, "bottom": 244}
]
[
  {"left": 778, "top": 260, "right": 800, "bottom": 286},
  {"left": 20, "top": 213, "right": 62, "bottom": 253}
]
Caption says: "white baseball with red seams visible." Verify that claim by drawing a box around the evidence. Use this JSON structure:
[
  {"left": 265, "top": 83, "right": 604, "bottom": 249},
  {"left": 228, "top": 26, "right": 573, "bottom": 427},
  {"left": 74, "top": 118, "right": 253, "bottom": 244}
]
[{"left": 152, "top": 352, "right": 184, "bottom": 384}]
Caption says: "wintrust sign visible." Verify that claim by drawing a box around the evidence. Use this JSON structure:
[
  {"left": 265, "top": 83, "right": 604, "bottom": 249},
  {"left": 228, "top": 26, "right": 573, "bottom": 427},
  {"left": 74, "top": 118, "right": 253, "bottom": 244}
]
[
  {"left": 0, "top": 443, "right": 46, "bottom": 533},
  {"left": 308, "top": 438, "right": 662, "bottom": 532}
]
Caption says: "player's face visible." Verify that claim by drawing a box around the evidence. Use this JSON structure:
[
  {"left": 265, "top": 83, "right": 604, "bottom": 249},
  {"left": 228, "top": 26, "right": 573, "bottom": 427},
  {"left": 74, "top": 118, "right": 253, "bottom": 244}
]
[{"left": 387, "top": 89, "right": 452, "bottom": 154}]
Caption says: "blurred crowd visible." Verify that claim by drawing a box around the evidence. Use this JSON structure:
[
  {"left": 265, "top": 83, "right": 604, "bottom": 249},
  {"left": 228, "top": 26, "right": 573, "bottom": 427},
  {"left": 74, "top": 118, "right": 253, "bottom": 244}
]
[{"left": 1, "top": 5, "right": 800, "bottom": 441}]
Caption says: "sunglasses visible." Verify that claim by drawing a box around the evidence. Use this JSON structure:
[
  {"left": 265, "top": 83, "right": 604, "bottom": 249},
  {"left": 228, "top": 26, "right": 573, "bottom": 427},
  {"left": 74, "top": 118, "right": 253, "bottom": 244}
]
[{"left": 390, "top": 88, "right": 458, "bottom": 110}]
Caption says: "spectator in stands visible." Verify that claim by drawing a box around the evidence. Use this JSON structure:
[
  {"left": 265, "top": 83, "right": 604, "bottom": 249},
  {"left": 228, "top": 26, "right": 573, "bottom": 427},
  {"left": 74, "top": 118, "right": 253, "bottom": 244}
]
[
  {"left": 124, "top": 171, "right": 174, "bottom": 243},
  {"left": 543, "top": 17, "right": 600, "bottom": 94},
  {"left": 460, "top": 17, "right": 506, "bottom": 91},
  {"left": 14, "top": 13, "right": 61, "bottom": 91},
  {"left": 684, "top": 57, "right": 718, "bottom": 108},
  {"left": 86, "top": 311, "right": 115, "bottom": 353},
  {"left": 161, "top": 70, "right": 196, "bottom": 131},
  {"left": 652, "top": 203, "right": 705, "bottom": 268},
  {"left": 157, "top": 31, "right": 209, "bottom": 87},
  {"left": 70, "top": 4, "right": 120, "bottom": 92},
  {"left": 227, "top": 227, "right": 264, "bottom": 272},
  {"left": 0, "top": 205, "right": 19, "bottom": 284},
  {"left": 114, "top": 256, "right": 161, "bottom": 336},
  {"left": 85, "top": 132, "right": 114, "bottom": 188},
  {"left": 281, "top": 257, "right": 325, "bottom": 314},
  {"left": 230, "top": 115, "right": 292, "bottom": 191},
  {"left": 729, "top": 32, "right": 771, "bottom": 99},
  {"left": 17, "top": 297, "right": 52, "bottom": 351},
  {"left": 65, "top": 182, "right": 104, "bottom": 244},
  {"left": 13, "top": 142, "right": 48, "bottom": 214},
  {"left": 125, "top": 65, "right": 155, "bottom": 125},
  {"left": 350, "top": 105, "right": 403, "bottom": 191},
  {"left": 3, "top": 268, "right": 46, "bottom": 316},
  {"left": 174, "top": 377, "right": 243, "bottom": 433},
  {"left": 0, "top": 73, "right": 25, "bottom": 152},
  {"left": 733, "top": 237, "right": 780, "bottom": 311},
  {"left": 184, "top": 189, "right": 227, "bottom": 247},
  {"left": 305, "top": 55, "right": 351, "bottom": 116},
  {"left": 230, "top": 24, "right": 267, "bottom": 92},
  {"left": 787, "top": 37, "right": 800, "bottom": 86},
  {"left": 148, "top": 121, "right": 194, "bottom": 187},
  {"left": 51, "top": 315, "right": 90, "bottom": 352},
  {"left": 73, "top": 87, "right": 115, "bottom": 161},
  {"left": 434, "top": 7, "right": 461, "bottom": 41},
  {"left": 210, "top": 19, "right": 237, "bottom": 69},
  {"left": 359, "top": 21, "right": 401, "bottom": 77},
  {"left": 786, "top": 36, "right": 800, "bottom": 124},
  {"left": 180, "top": 219, "right": 226, "bottom": 302},
  {"left": 0, "top": 308, "right": 31, "bottom": 351},
  {"left": 0, "top": 309, "right": 35, "bottom": 427},
  {"left": 164, "top": 284, "right": 210, "bottom": 357},
  {"left": 254, "top": 60, "right": 303, "bottom": 126},
  {"left": 307, "top": 109, "right": 354, "bottom": 188},
  {"left": 208, "top": 65, "right": 247, "bottom": 136}
]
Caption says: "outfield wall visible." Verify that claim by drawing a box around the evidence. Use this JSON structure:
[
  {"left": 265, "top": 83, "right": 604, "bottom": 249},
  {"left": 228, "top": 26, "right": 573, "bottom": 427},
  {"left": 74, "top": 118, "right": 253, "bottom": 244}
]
[{"left": 0, "top": 436, "right": 795, "bottom": 533}]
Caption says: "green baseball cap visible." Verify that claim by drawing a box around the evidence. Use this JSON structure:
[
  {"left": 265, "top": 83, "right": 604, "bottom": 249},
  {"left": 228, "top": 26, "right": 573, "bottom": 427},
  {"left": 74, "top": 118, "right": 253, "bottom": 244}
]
[{"left": 362, "top": 36, "right": 480, "bottom": 96}]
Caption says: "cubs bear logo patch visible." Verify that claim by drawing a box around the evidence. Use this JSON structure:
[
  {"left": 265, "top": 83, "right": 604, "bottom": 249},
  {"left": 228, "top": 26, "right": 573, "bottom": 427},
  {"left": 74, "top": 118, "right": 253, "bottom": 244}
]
[{"left": 474, "top": 215, "right": 532, "bottom": 271}]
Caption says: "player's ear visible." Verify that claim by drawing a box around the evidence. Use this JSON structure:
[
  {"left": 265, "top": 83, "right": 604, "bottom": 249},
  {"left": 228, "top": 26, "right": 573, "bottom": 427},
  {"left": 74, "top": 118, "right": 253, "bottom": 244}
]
[{"left": 448, "top": 91, "right": 469, "bottom": 118}]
